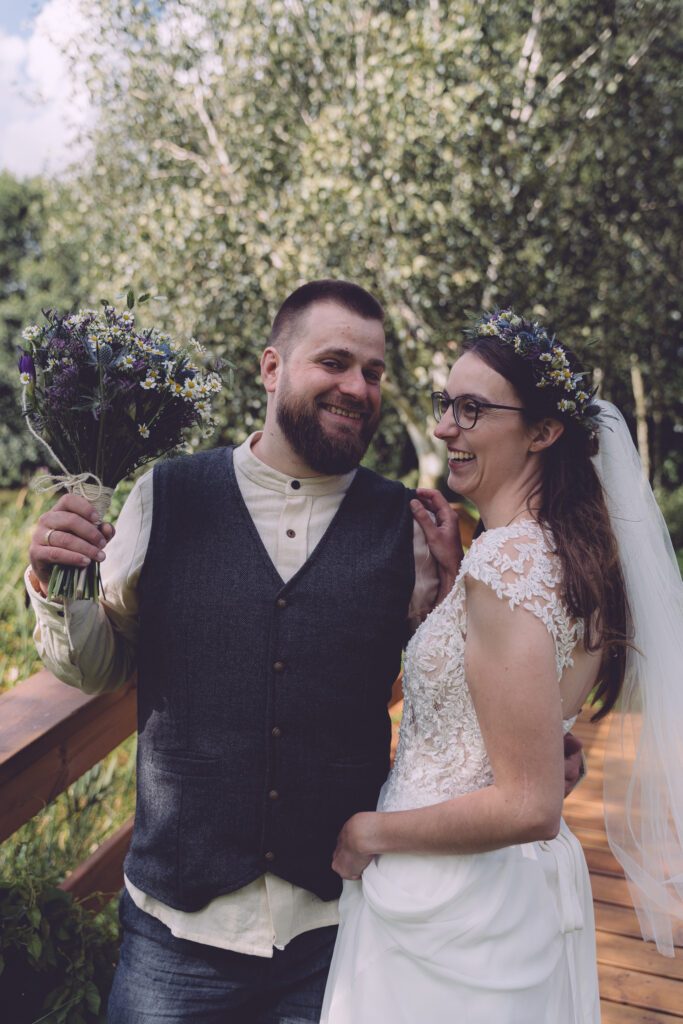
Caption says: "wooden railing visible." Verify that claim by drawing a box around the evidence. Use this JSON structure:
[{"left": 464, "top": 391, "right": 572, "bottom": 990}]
[{"left": 0, "top": 670, "right": 137, "bottom": 910}]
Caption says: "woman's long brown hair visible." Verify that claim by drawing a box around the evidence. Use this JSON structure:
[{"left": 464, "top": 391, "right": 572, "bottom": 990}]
[{"left": 463, "top": 335, "right": 631, "bottom": 719}]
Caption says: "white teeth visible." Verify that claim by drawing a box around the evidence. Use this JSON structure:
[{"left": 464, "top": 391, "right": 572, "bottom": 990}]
[
  {"left": 449, "top": 451, "right": 475, "bottom": 462},
  {"left": 323, "top": 404, "right": 362, "bottom": 420}
]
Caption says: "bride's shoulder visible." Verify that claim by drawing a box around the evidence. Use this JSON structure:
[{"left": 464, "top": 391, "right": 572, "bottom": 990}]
[
  {"left": 466, "top": 519, "right": 550, "bottom": 558},
  {"left": 462, "top": 520, "right": 558, "bottom": 586}
]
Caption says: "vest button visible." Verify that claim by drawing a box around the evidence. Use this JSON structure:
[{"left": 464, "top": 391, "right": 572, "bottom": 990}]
[
  {"left": 273, "top": 661, "right": 285, "bottom": 673},
  {"left": 286, "top": 528, "right": 296, "bottom": 538},
  {"left": 276, "top": 598, "right": 287, "bottom": 609},
  {"left": 268, "top": 789, "right": 279, "bottom": 801},
  {"left": 265, "top": 850, "right": 275, "bottom": 862},
  {"left": 271, "top": 726, "right": 282, "bottom": 738}
]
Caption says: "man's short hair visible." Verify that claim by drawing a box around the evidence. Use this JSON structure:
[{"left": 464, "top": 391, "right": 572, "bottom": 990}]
[{"left": 269, "top": 280, "right": 385, "bottom": 353}]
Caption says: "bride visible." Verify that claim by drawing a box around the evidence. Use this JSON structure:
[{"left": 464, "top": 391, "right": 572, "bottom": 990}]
[{"left": 321, "top": 310, "right": 683, "bottom": 1023}]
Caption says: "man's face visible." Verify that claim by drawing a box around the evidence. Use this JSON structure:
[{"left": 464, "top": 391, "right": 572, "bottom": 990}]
[{"left": 274, "top": 302, "right": 385, "bottom": 474}]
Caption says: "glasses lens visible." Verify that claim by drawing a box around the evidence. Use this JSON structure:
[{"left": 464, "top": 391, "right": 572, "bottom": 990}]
[
  {"left": 432, "top": 393, "right": 447, "bottom": 422},
  {"left": 454, "top": 397, "right": 478, "bottom": 429}
]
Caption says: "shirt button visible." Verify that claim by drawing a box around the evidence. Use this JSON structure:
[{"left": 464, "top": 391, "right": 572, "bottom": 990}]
[
  {"left": 286, "top": 528, "right": 296, "bottom": 538},
  {"left": 276, "top": 598, "right": 287, "bottom": 609},
  {"left": 273, "top": 661, "right": 285, "bottom": 673},
  {"left": 271, "top": 726, "right": 282, "bottom": 738},
  {"left": 265, "top": 850, "right": 275, "bottom": 862},
  {"left": 291, "top": 480, "right": 301, "bottom": 490},
  {"left": 268, "top": 789, "right": 279, "bottom": 801}
]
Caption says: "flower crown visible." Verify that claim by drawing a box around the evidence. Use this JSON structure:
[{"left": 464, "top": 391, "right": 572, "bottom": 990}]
[{"left": 467, "top": 309, "right": 601, "bottom": 436}]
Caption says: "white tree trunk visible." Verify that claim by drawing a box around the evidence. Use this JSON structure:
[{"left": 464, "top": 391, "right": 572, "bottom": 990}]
[{"left": 630, "top": 354, "right": 650, "bottom": 480}]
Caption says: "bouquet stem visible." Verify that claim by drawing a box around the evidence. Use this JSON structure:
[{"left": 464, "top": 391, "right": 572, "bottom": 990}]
[
  {"left": 33, "top": 476, "right": 114, "bottom": 603},
  {"left": 46, "top": 556, "right": 103, "bottom": 601}
]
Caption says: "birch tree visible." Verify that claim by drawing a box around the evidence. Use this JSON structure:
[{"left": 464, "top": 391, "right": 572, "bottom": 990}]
[{"left": 64, "top": 0, "right": 682, "bottom": 484}]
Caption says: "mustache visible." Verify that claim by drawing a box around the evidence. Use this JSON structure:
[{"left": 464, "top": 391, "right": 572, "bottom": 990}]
[{"left": 316, "top": 395, "right": 373, "bottom": 418}]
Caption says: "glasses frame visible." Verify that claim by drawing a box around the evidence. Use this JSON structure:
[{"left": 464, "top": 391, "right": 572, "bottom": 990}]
[{"left": 431, "top": 391, "right": 525, "bottom": 429}]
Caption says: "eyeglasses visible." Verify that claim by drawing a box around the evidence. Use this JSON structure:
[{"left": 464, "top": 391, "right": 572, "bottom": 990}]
[{"left": 431, "top": 392, "right": 525, "bottom": 429}]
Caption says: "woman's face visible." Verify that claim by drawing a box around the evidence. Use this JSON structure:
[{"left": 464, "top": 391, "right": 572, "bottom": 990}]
[{"left": 434, "top": 351, "right": 537, "bottom": 504}]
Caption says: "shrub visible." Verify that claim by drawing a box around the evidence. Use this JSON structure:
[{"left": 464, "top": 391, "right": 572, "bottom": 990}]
[{"left": 0, "top": 875, "right": 119, "bottom": 1024}]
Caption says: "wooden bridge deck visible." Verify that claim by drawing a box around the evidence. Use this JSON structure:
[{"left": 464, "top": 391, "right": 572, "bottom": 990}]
[{"left": 564, "top": 714, "right": 683, "bottom": 1022}]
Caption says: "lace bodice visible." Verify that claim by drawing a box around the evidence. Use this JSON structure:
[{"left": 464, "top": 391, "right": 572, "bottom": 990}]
[{"left": 379, "top": 521, "right": 584, "bottom": 813}]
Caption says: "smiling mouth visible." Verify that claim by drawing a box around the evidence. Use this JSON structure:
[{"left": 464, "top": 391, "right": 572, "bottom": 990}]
[
  {"left": 448, "top": 450, "right": 476, "bottom": 463},
  {"left": 319, "top": 403, "right": 364, "bottom": 421}
]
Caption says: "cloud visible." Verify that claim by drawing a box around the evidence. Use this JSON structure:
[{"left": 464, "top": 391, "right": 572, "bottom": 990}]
[{"left": 0, "top": 0, "right": 92, "bottom": 178}]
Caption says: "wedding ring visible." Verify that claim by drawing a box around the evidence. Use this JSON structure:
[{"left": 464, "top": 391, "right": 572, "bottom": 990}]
[{"left": 45, "top": 528, "right": 55, "bottom": 547}]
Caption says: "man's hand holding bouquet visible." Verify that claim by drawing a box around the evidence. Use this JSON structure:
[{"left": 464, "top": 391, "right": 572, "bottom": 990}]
[{"left": 21, "top": 294, "right": 228, "bottom": 601}]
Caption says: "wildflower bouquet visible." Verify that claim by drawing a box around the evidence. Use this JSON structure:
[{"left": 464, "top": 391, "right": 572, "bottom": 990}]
[{"left": 19, "top": 298, "right": 226, "bottom": 600}]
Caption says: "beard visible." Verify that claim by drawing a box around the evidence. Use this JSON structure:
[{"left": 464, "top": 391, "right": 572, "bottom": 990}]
[{"left": 276, "top": 376, "right": 379, "bottom": 475}]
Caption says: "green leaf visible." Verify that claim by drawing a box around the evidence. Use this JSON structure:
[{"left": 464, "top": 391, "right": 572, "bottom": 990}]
[
  {"left": 85, "top": 981, "right": 101, "bottom": 1013},
  {"left": 43, "top": 888, "right": 71, "bottom": 909},
  {"left": 27, "top": 932, "right": 43, "bottom": 961},
  {"left": 126, "top": 288, "right": 135, "bottom": 309},
  {"left": 137, "top": 292, "right": 151, "bottom": 304}
]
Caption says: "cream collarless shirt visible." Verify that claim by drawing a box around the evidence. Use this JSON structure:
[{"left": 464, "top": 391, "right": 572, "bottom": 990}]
[{"left": 29, "top": 434, "right": 438, "bottom": 956}]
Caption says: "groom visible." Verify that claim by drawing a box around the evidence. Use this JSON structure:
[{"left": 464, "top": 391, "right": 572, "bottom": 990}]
[{"left": 28, "top": 279, "right": 582, "bottom": 1023}]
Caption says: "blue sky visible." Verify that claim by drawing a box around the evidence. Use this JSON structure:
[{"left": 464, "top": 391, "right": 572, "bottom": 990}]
[
  {"left": 0, "top": 0, "right": 43, "bottom": 37},
  {"left": 0, "top": 0, "right": 91, "bottom": 177}
]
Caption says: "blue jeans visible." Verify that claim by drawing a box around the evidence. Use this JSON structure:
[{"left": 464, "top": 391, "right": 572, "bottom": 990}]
[{"left": 107, "top": 890, "right": 337, "bottom": 1023}]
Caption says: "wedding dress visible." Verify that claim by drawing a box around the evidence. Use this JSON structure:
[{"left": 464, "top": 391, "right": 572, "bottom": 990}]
[{"left": 321, "top": 520, "right": 601, "bottom": 1023}]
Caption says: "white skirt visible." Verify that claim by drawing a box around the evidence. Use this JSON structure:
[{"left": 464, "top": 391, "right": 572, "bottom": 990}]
[{"left": 321, "top": 820, "right": 600, "bottom": 1024}]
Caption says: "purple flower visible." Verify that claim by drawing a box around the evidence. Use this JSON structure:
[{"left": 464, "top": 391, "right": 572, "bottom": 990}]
[{"left": 18, "top": 351, "right": 35, "bottom": 379}]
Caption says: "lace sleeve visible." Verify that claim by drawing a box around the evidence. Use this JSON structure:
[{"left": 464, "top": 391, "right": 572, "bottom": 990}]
[{"left": 461, "top": 522, "right": 581, "bottom": 677}]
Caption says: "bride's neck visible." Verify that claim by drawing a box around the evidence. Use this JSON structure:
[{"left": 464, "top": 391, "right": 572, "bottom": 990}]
[{"left": 477, "top": 489, "right": 543, "bottom": 531}]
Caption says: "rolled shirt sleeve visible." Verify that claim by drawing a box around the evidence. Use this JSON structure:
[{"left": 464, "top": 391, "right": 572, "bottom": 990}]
[{"left": 27, "top": 472, "right": 152, "bottom": 694}]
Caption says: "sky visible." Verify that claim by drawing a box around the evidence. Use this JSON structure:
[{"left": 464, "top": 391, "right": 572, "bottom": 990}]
[{"left": 0, "top": 0, "right": 91, "bottom": 177}]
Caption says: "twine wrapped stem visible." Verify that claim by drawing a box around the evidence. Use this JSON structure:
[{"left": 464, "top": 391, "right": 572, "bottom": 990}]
[
  {"left": 24, "top": 405, "right": 116, "bottom": 599},
  {"left": 31, "top": 472, "right": 115, "bottom": 601}
]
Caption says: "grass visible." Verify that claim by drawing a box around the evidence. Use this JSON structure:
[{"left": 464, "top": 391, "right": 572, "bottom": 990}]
[
  {"left": 0, "top": 737, "right": 136, "bottom": 881},
  {"left": 0, "top": 487, "right": 47, "bottom": 693}
]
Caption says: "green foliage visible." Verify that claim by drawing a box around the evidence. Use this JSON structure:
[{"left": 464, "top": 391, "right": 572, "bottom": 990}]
[
  {"left": 656, "top": 485, "right": 683, "bottom": 551},
  {"left": 0, "top": 485, "right": 136, "bottom": 876},
  {"left": 1, "top": 3, "right": 681, "bottom": 488},
  {"left": 0, "top": 475, "right": 141, "bottom": 693},
  {"left": 0, "top": 702, "right": 134, "bottom": 1022},
  {"left": 0, "top": 873, "right": 118, "bottom": 1023},
  {"left": 0, "top": 173, "right": 88, "bottom": 486},
  {"left": 0, "top": 692, "right": 133, "bottom": 1019},
  {"left": 0, "top": 491, "right": 136, "bottom": 1020},
  {"left": 0, "top": 488, "right": 48, "bottom": 691},
  {"left": 59, "top": 0, "right": 681, "bottom": 485},
  {"left": 1, "top": 736, "right": 136, "bottom": 884},
  {"left": 0, "top": 734, "right": 134, "bottom": 1021}
]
